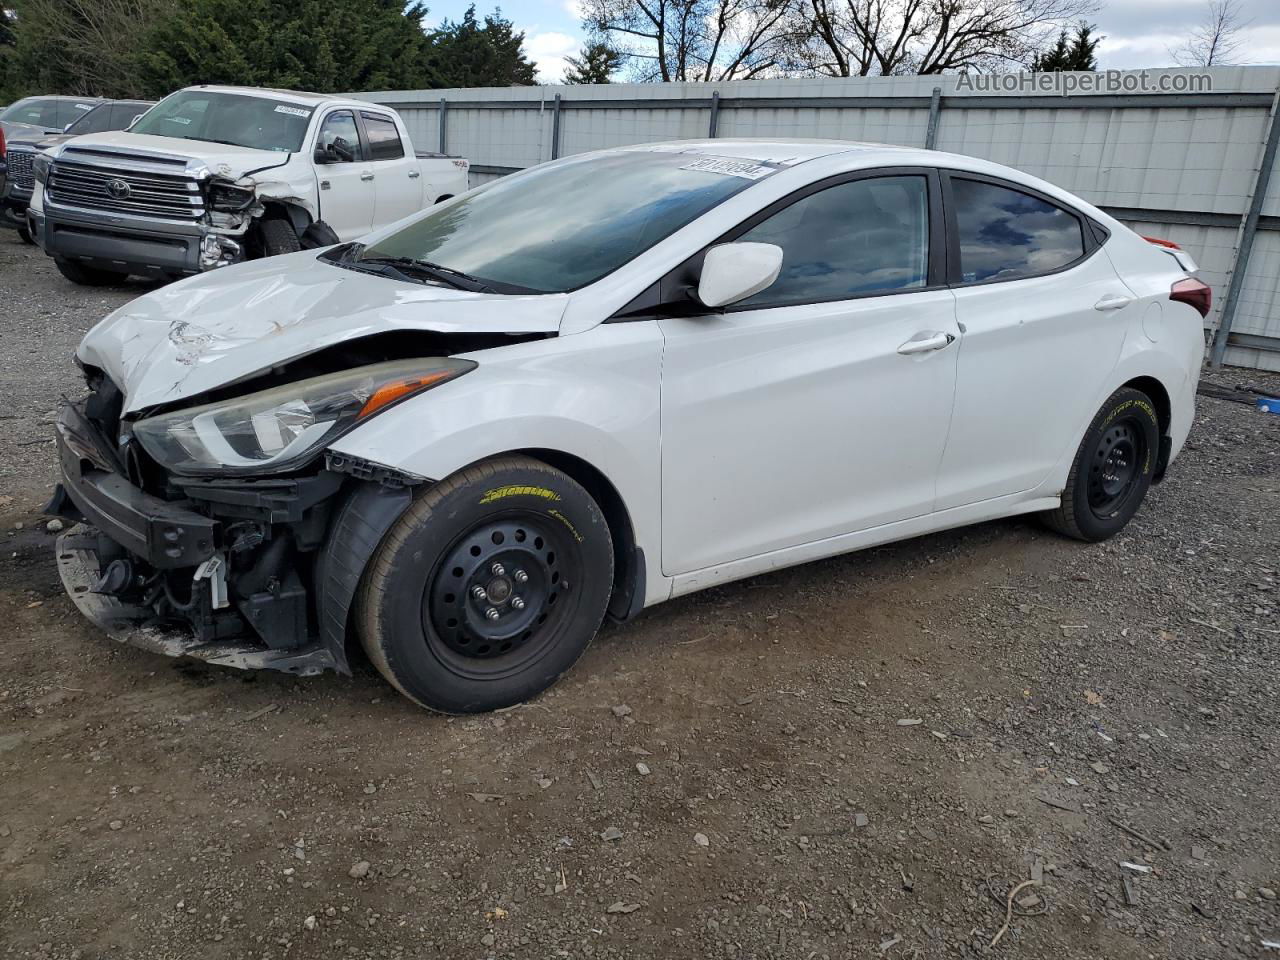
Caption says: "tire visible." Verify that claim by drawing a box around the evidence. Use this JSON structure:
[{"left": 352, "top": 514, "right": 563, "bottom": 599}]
[
  {"left": 55, "top": 258, "right": 126, "bottom": 286},
  {"left": 1042, "top": 387, "right": 1161, "bottom": 542},
  {"left": 258, "top": 217, "right": 301, "bottom": 257},
  {"left": 17, "top": 225, "right": 34, "bottom": 245},
  {"left": 357, "top": 456, "right": 614, "bottom": 713}
]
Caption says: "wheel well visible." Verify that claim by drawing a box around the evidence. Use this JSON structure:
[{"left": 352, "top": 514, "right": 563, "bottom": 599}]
[
  {"left": 515, "top": 448, "right": 641, "bottom": 620},
  {"left": 1121, "top": 376, "right": 1171, "bottom": 436},
  {"left": 1121, "top": 375, "right": 1173, "bottom": 482},
  {"left": 260, "top": 200, "right": 311, "bottom": 236}
]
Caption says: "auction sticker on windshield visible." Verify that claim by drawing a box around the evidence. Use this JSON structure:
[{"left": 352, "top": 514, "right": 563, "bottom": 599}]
[
  {"left": 680, "top": 157, "right": 773, "bottom": 179},
  {"left": 274, "top": 105, "right": 312, "bottom": 118}
]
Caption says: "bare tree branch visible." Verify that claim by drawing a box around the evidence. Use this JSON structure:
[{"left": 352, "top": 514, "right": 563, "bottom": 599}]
[{"left": 1171, "top": 0, "right": 1249, "bottom": 67}]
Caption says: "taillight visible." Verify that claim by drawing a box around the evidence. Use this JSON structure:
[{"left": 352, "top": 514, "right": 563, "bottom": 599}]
[
  {"left": 1144, "top": 236, "right": 1181, "bottom": 250},
  {"left": 1171, "top": 278, "right": 1211, "bottom": 318}
]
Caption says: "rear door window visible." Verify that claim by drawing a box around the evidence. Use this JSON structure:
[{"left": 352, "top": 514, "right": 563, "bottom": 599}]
[
  {"left": 951, "top": 177, "right": 1085, "bottom": 283},
  {"left": 362, "top": 113, "right": 405, "bottom": 161}
]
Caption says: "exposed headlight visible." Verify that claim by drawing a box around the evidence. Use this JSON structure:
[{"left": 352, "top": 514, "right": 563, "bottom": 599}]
[
  {"left": 207, "top": 182, "right": 256, "bottom": 212},
  {"left": 132, "top": 359, "right": 475, "bottom": 476},
  {"left": 33, "top": 154, "right": 52, "bottom": 185}
]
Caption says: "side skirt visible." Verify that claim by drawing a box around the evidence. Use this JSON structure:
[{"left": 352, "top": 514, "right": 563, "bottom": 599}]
[{"left": 668, "top": 493, "right": 1060, "bottom": 598}]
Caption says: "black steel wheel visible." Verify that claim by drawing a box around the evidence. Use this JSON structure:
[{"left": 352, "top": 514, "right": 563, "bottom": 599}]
[
  {"left": 1043, "top": 386, "right": 1161, "bottom": 542},
  {"left": 424, "top": 515, "right": 580, "bottom": 678},
  {"left": 357, "top": 456, "right": 614, "bottom": 713}
]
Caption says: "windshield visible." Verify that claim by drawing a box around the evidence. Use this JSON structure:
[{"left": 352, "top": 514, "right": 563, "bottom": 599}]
[
  {"left": 351, "top": 151, "right": 777, "bottom": 293},
  {"left": 129, "top": 90, "right": 314, "bottom": 153},
  {"left": 0, "top": 97, "right": 94, "bottom": 128}
]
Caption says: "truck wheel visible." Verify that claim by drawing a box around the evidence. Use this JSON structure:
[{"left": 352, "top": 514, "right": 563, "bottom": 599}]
[
  {"left": 17, "top": 225, "right": 34, "bottom": 245},
  {"left": 258, "top": 218, "right": 301, "bottom": 257},
  {"left": 55, "top": 258, "right": 126, "bottom": 286},
  {"left": 356, "top": 456, "right": 614, "bottom": 714}
]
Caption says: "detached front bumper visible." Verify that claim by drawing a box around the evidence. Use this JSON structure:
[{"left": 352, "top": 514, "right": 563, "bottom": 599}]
[
  {"left": 55, "top": 525, "right": 337, "bottom": 674},
  {"left": 49, "top": 401, "right": 413, "bottom": 677}
]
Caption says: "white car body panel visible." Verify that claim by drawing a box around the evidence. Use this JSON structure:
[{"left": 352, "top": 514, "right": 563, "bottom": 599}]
[
  {"left": 75, "top": 138, "right": 1205, "bottom": 612},
  {"left": 81, "top": 250, "right": 566, "bottom": 414}
]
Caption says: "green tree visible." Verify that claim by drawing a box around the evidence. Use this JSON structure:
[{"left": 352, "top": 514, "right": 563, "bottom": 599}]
[
  {"left": 2, "top": 0, "right": 174, "bottom": 100},
  {"left": 136, "top": 0, "right": 441, "bottom": 97},
  {"left": 1032, "top": 22, "right": 1101, "bottom": 71},
  {"left": 429, "top": 6, "right": 536, "bottom": 87},
  {"left": 563, "top": 41, "right": 623, "bottom": 84}
]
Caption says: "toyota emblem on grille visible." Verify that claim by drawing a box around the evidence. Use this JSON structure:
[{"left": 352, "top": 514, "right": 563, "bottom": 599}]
[{"left": 105, "top": 178, "right": 132, "bottom": 200}]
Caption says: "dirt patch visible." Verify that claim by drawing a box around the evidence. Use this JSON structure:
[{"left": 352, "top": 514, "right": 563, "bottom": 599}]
[{"left": 1, "top": 231, "right": 1278, "bottom": 959}]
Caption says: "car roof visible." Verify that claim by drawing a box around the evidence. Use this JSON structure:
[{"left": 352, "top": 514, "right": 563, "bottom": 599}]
[
  {"left": 619, "top": 138, "right": 898, "bottom": 166},
  {"left": 183, "top": 85, "right": 345, "bottom": 105}
]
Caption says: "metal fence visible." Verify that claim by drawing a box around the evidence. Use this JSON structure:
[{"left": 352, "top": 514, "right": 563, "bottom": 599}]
[{"left": 359, "top": 67, "right": 1280, "bottom": 372}]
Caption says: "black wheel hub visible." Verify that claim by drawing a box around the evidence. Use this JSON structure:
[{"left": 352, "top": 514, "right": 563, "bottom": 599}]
[
  {"left": 426, "top": 518, "right": 569, "bottom": 660},
  {"left": 1088, "top": 421, "right": 1141, "bottom": 516}
]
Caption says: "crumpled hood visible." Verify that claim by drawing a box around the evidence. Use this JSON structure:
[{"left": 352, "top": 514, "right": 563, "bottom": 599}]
[
  {"left": 55, "top": 130, "right": 291, "bottom": 178},
  {"left": 78, "top": 250, "right": 568, "bottom": 414}
]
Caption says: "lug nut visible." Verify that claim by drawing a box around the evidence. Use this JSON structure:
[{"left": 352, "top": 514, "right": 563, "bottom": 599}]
[
  {"left": 513, "top": 569, "right": 529, "bottom": 584},
  {"left": 491, "top": 562, "right": 506, "bottom": 576},
  {"left": 485, "top": 607, "right": 500, "bottom": 621},
  {"left": 471, "top": 585, "right": 488, "bottom": 600},
  {"left": 511, "top": 597, "right": 526, "bottom": 610}
]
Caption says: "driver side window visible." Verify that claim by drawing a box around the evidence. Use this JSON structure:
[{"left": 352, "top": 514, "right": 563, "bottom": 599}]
[
  {"left": 317, "top": 111, "right": 361, "bottom": 163},
  {"left": 735, "top": 175, "right": 930, "bottom": 308}
]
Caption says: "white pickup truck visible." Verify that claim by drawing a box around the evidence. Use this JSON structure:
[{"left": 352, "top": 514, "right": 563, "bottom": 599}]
[{"left": 28, "top": 85, "right": 469, "bottom": 286}]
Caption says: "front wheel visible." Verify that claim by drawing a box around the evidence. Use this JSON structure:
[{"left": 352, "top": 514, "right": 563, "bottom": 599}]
[
  {"left": 1042, "top": 386, "right": 1161, "bottom": 542},
  {"left": 257, "top": 217, "right": 301, "bottom": 258},
  {"left": 17, "top": 224, "right": 34, "bottom": 245},
  {"left": 357, "top": 456, "right": 614, "bottom": 713},
  {"left": 55, "top": 258, "right": 126, "bottom": 286}
]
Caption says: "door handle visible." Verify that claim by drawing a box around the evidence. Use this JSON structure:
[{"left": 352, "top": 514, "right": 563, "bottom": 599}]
[
  {"left": 1094, "top": 293, "right": 1133, "bottom": 311},
  {"left": 897, "top": 331, "right": 956, "bottom": 356},
  {"left": 408, "top": 170, "right": 421, "bottom": 179},
  {"left": 360, "top": 171, "right": 375, "bottom": 182}
]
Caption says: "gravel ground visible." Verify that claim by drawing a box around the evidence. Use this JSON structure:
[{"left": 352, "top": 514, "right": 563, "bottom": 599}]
[{"left": 1, "top": 229, "right": 1278, "bottom": 960}]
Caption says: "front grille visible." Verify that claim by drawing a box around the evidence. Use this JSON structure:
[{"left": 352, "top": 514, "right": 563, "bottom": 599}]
[
  {"left": 47, "top": 159, "right": 203, "bottom": 221},
  {"left": 6, "top": 149, "right": 35, "bottom": 191}
]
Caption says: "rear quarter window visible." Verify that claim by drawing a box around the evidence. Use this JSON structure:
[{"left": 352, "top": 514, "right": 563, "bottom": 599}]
[{"left": 952, "top": 177, "right": 1085, "bottom": 283}]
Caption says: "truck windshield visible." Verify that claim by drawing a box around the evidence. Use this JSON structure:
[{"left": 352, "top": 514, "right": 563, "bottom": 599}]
[
  {"left": 129, "top": 90, "right": 314, "bottom": 153},
  {"left": 350, "top": 151, "right": 778, "bottom": 293}
]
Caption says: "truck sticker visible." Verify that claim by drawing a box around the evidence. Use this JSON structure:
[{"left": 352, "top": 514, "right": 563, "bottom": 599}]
[
  {"left": 680, "top": 157, "right": 773, "bottom": 180},
  {"left": 274, "top": 105, "right": 312, "bottom": 118}
]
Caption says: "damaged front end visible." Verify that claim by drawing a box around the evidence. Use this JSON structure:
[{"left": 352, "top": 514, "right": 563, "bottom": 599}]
[{"left": 48, "top": 358, "right": 467, "bottom": 676}]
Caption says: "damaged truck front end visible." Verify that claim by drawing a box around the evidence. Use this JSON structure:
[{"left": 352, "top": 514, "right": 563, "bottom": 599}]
[
  {"left": 48, "top": 353, "right": 476, "bottom": 676},
  {"left": 29, "top": 143, "right": 324, "bottom": 280}
]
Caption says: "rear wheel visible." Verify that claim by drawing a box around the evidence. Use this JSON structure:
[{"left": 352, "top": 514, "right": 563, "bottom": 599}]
[
  {"left": 357, "top": 456, "right": 614, "bottom": 713},
  {"left": 55, "top": 258, "right": 126, "bottom": 286},
  {"left": 1042, "top": 386, "right": 1160, "bottom": 542}
]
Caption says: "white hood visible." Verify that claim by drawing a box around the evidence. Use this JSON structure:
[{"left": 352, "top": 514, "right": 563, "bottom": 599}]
[
  {"left": 78, "top": 250, "right": 569, "bottom": 414},
  {"left": 56, "top": 130, "right": 292, "bottom": 179}
]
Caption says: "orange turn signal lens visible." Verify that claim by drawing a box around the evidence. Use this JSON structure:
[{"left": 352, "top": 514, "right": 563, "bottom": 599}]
[{"left": 358, "top": 371, "right": 456, "bottom": 418}]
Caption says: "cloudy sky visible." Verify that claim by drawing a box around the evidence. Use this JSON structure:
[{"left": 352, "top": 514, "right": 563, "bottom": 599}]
[{"left": 437, "top": 0, "right": 1280, "bottom": 83}]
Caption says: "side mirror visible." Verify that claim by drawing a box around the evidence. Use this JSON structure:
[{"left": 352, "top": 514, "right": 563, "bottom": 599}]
[
  {"left": 696, "top": 242, "right": 784, "bottom": 308},
  {"left": 313, "top": 145, "right": 330, "bottom": 164}
]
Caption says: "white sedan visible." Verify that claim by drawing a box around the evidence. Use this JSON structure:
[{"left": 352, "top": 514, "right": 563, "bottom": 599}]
[{"left": 51, "top": 139, "right": 1209, "bottom": 713}]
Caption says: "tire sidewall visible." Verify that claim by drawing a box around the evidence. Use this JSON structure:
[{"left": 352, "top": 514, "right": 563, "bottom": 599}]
[
  {"left": 369, "top": 463, "right": 613, "bottom": 713},
  {"left": 1070, "top": 389, "right": 1160, "bottom": 540}
]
